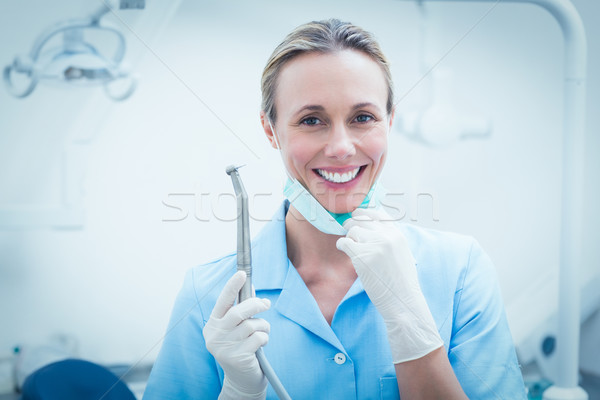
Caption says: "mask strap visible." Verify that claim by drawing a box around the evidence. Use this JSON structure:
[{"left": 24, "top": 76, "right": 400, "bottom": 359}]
[
  {"left": 268, "top": 119, "right": 281, "bottom": 150},
  {"left": 268, "top": 119, "right": 295, "bottom": 182}
]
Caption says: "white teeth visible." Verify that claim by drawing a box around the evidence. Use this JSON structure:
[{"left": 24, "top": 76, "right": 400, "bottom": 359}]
[{"left": 317, "top": 167, "right": 360, "bottom": 183}]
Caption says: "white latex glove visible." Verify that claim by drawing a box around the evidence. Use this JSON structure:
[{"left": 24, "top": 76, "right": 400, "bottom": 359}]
[
  {"left": 336, "top": 208, "right": 443, "bottom": 364},
  {"left": 203, "top": 271, "right": 271, "bottom": 400}
]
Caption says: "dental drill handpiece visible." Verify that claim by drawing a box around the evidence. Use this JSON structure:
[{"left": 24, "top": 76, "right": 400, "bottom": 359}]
[
  {"left": 225, "top": 165, "right": 253, "bottom": 303},
  {"left": 225, "top": 165, "right": 292, "bottom": 400}
]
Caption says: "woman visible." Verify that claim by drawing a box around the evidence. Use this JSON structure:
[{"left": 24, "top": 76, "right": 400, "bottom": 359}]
[{"left": 144, "top": 19, "right": 526, "bottom": 399}]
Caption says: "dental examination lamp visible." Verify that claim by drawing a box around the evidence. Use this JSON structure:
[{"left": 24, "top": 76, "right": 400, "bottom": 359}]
[
  {"left": 3, "top": 0, "right": 144, "bottom": 101},
  {"left": 226, "top": 165, "right": 292, "bottom": 400}
]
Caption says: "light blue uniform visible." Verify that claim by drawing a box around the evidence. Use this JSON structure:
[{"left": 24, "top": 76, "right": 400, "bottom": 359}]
[{"left": 144, "top": 201, "right": 526, "bottom": 399}]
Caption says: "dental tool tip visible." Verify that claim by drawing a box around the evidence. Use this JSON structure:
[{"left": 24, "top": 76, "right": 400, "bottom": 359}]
[{"left": 225, "top": 164, "right": 246, "bottom": 175}]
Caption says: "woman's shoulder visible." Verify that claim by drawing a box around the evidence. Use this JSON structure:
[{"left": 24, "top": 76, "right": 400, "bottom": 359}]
[
  {"left": 398, "top": 222, "right": 479, "bottom": 265},
  {"left": 176, "top": 215, "right": 286, "bottom": 319},
  {"left": 190, "top": 251, "right": 238, "bottom": 280},
  {"left": 177, "top": 252, "right": 238, "bottom": 319},
  {"left": 399, "top": 223, "right": 503, "bottom": 339},
  {"left": 397, "top": 222, "right": 497, "bottom": 291}
]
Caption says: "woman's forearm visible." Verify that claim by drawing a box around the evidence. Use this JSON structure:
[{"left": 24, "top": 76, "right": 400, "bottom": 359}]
[{"left": 394, "top": 347, "right": 468, "bottom": 399}]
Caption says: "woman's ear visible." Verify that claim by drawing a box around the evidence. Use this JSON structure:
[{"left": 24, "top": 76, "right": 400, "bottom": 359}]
[
  {"left": 260, "top": 111, "right": 279, "bottom": 149},
  {"left": 388, "top": 106, "right": 396, "bottom": 131}
]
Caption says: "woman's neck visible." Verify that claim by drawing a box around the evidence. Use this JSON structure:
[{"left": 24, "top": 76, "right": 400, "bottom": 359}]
[{"left": 285, "top": 205, "right": 355, "bottom": 278}]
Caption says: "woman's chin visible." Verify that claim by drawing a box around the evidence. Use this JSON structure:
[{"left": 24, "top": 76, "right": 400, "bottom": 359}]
[
  {"left": 311, "top": 189, "right": 368, "bottom": 214},
  {"left": 325, "top": 204, "right": 360, "bottom": 215}
]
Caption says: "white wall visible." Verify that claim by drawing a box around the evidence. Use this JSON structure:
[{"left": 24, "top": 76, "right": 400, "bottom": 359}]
[{"left": 0, "top": 0, "right": 598, "bottom": 373}]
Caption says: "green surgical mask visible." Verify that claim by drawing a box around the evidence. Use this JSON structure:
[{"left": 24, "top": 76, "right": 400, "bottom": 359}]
[{"left": 283, "top": 177, "right": 384, "bottom": 235}]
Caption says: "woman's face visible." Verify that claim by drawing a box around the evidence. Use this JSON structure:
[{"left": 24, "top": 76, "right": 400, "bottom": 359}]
[{"left": 262, "top": 49, "right": 392, "bottom": 214}]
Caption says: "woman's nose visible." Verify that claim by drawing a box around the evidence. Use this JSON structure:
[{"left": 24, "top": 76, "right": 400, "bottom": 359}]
[{"left": 324, "top": 125, "right": 356, "bottom": 159}]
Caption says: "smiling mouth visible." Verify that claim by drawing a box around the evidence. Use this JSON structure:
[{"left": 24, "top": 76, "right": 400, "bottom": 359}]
[{"left": 315, "top": 166, "right": 365, "bottom": 184}]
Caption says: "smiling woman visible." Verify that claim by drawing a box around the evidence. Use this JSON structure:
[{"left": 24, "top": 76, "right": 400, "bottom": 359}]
[
  {"left": 263, "top": 50, "right": 389, "bottom": 215},
  {"left": 143, "top": 18, "right": 526, "bottom": 400}
]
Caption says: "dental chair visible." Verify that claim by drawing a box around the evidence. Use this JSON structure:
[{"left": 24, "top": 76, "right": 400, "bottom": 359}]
[{"left": 20, "top": 358, "right": 136, "bottom": 400}]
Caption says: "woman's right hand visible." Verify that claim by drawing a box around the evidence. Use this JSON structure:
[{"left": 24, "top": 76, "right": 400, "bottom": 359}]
[{"left": 203, "top": 271, "right": 271, "bottom": 399}]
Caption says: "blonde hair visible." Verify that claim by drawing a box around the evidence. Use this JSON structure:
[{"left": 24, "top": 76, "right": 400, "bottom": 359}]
[{"left": 261, "top": 18, "right": 394, "bottom": 123}]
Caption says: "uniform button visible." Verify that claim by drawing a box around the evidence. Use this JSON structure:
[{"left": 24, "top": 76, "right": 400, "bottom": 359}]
[{"left": 334, "top": 353, "right": 346, "bottom": 365}]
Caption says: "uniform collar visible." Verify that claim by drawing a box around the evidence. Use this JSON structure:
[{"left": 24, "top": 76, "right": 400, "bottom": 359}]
[
  {"left": 250, "top": 200, "right": 373, "bottom": 352},
  {"left": 251, "top": 201, "right": 347, "bottom": 351},
  {"left": 251, "top": 200, "right": 371, "bottom": 295}
]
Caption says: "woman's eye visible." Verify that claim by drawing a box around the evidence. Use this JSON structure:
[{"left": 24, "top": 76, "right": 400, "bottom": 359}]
[
  {"left": 355, "top": 114, "right": 373, "bottom": 123},
  {"left": 300, "top": 117, "right": 321, "bottom": 126}
]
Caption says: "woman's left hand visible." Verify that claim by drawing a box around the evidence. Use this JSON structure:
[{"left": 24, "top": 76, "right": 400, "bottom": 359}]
[{"left": 336, "top": 208, "right": 443, "bottom": 364}]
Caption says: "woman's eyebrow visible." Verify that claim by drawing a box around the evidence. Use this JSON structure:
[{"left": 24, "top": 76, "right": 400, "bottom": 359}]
[
  {"left": 352, "top": 102, "right": 380, "bottom": 111},
  {"left": 293, "top": 102, "right": 381, "bottom": 117},
  {"left": 293, "top": 104, "right": 325, "bottom": 117}
]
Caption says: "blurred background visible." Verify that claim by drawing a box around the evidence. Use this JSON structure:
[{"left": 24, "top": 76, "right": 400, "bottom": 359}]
[{"left": 0, "top": 0, "right": 598, "bottom": 398}]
